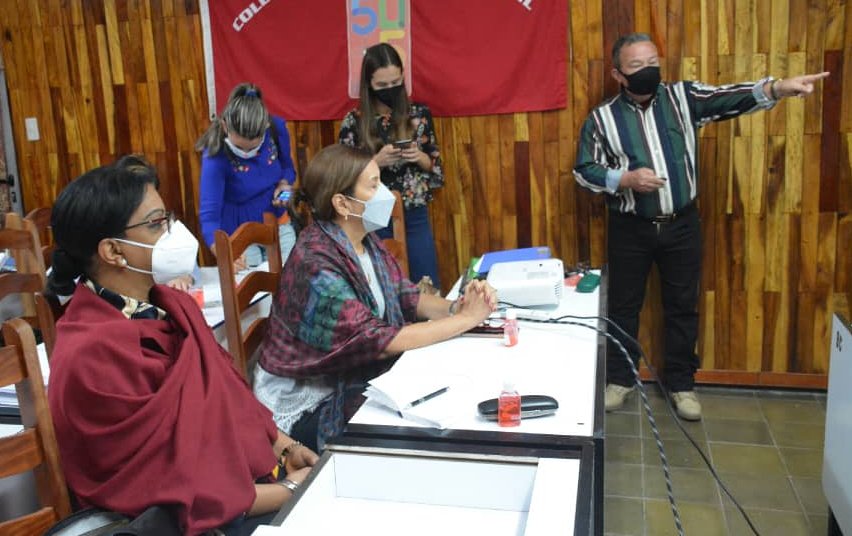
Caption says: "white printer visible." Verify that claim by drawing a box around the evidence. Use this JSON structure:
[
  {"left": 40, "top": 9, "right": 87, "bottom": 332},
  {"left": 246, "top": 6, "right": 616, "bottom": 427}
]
[{"left": 485, "top": 258, "right": 564, "bottom": 307}]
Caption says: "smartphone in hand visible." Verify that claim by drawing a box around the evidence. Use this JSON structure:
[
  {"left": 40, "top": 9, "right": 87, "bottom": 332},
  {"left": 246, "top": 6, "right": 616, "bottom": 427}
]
[
  {"left": 276, "top": 190, "right": 292, "bottom": 203},
  {"left": 392, "top": 139, "right": 413, "bottom": 149}
]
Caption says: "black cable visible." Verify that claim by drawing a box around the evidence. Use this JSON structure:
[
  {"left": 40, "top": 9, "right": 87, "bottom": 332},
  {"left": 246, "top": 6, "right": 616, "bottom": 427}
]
[{"left": 497, "top": 303, "right": 762, "bottom": 536}]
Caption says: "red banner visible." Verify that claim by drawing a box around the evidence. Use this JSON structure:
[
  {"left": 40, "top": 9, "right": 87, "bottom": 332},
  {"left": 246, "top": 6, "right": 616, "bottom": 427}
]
[{"left": 201, "top": 1, "right": 566, "bottom": 120}]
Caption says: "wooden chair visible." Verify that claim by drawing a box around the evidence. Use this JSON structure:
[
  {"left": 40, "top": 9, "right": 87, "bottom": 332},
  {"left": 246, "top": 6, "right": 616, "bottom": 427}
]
[
  {"left": 27, "top": 207, "right": 54, "bottom": 270},
  {"left": 4, "top": 211, "right": 49, "bottom": 277},
  {"left": 214, "top": 214, "right": 282, "bottom": 377},
  {"left": 0, "top": 220, "right": 47, "bottom": 318},
  {"left": 0, "top": 318, "right": 71, "bottom": 534},
  {"left": 0, "top": 224, "right": 61, "bottom": 358},
  {"left": 382, "top": 190, "right": 409, "bottom": 279}
]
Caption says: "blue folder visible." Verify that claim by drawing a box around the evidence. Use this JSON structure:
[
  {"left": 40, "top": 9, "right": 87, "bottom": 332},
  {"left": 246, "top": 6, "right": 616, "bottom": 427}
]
[{"left": 476, "top": 246, "right": 551, "bottom": 275}]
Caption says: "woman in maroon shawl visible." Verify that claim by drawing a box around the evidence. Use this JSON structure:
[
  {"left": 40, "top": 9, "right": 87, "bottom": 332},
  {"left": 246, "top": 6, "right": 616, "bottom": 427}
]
[
  {"left": 46, "top": 156, "right": 318, "bottom": 535},
  {"left": 254, "top": 145, "right": 497, "bottom": 453}
]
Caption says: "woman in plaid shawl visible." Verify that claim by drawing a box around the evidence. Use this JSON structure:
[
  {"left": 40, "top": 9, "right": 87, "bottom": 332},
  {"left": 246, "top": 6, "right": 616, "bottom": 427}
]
[{"left": 254, "top": 145, "right": 496, "bottom": 452}]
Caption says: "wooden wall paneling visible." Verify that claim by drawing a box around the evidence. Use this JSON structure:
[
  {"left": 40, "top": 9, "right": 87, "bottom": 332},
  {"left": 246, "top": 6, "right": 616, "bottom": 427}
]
[
  {"left": 767, "top": 3, "right": 788, "bottom": 137},
  {"left": 528, "top": 112, "right": 546, "bottom": 248},
  {"left": 95, "top": 25, "right": 116, "bottom": 156},
  {"left": 543, "top": 138, "right": 560, "bottom": 254},
  {"left": 748, "top": 55, "right": 767, "bottom": 215},
  {"left": 118, "top": 18, "right": 142, "bottom": 153},
  {"left": 666, "top": 0, "right": 684, "bottom": 80},
  {"left": 804, "top": 0, "right": 827, "bottom": 135},
  {"left": 716, "top": 0, "right": 733, "bottom": 55},
  {"left": 498, "top": 114, "right": 518, "bottom": 252},
  {"left": 825, "top": 0, "right": 846, "bottom": 51},
  {"left": 784, "top": 52, "right": 807, "bottom": 213},
  {"left": 840, "top": 1, "right": 852, "bottom": 132},
  {"left": 650, "top": 0, "right": 668, "bottom": 56},
  {"left": 484, "top": 116, "right": 502, "bottom": 253},
  {"left": 104, "top": 0, "right": 126, "bottom": 85},
  {"left": 819, "top": 50, "right": 842, "bottom": 213},
  {"left": 836, "top": 215, "right": 852, "bottom": 296},
  {"left": 633, "top": 0, "right": 650, "bottom": 33},
  {"left": 684, "top": 0, "right": 701, "bottom": 58},
  {"left": 745, "top": 213, "right": 765, "bottom": 371},
  {"left": 788, "top": 0, "right": 809, "bottom": 52}
]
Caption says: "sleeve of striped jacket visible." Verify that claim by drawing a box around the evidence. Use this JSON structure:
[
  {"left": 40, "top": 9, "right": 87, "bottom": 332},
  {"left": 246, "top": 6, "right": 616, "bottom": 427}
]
[
  {"left": 573, "top": 112, "right": 616, "bottom": 193},
  {"left": 686, "top": 79, "right": 775, "bottom": 127}
]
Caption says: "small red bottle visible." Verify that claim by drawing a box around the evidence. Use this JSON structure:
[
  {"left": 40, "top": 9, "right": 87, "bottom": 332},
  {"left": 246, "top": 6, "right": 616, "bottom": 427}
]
[
  {"left": 503, "top": 309, "right": 519, "bottom": 347},
  {"left": 498, "top": 382, "right": 521, "bottom": 427}
]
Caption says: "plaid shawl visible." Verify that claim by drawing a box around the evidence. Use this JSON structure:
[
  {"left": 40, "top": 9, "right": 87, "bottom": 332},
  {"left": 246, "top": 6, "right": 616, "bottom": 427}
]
[{"left": 259, "top": 220, "right": 419, "bottom": 380}]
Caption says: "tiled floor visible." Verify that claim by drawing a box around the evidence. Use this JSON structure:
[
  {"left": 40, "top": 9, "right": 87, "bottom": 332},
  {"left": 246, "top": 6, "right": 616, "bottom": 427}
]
[{"left": 604, "top": 385, "right": 829, "bottom": 536}]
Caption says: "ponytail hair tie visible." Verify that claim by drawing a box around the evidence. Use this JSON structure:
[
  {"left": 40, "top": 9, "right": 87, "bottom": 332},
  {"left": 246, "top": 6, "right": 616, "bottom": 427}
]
[{"left": 245, "top": 88, "right": 258, "bottom": 97}]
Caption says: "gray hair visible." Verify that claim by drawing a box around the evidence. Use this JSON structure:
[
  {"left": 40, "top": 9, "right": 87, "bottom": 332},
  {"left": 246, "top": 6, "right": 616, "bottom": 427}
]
[
  {"left": 612, "top": 33, "right": 654, "bottom": 69},
  {"left": 195, "top": 83, "right": 269, "bottom": 155}
]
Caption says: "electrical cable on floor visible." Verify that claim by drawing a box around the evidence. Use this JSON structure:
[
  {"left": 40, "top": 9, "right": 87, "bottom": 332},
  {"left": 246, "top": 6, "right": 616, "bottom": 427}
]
[{"left": 497, "top": 303, "right": 762, "bottom": 536}]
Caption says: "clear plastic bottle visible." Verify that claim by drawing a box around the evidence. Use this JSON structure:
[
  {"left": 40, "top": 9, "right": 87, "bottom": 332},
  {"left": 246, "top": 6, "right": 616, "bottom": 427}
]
[
  {"left": 503, "top": 309, "right": 519, "bottom": 347},
  {"left": 498, "top": 381, "right": 521, "bottom": 427}
]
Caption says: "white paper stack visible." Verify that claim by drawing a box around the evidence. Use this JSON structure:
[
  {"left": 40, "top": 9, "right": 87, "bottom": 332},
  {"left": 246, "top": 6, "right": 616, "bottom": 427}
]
[{"left": 364, "top": 370, "right": 469, "bottom": 429}]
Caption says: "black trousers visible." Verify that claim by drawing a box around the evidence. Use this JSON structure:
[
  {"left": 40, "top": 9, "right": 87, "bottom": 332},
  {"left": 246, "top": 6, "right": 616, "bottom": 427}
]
[{"left": 606, "top": 206, "right": 701, "bottom": 392}]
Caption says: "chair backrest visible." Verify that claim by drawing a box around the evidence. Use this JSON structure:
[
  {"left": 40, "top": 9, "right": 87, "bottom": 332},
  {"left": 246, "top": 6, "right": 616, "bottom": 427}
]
[
  {"left": 214, "top": 214, "right": 281, "bottom": 377},
  {"left": 382, "top": 190, "right": 409, "bottom": 278},
  {"left": 35, "top": 292, "right": 63, "bottom": 360},
  {"left": 0, "top": 318, "right": 71, "bottom": 534},
  {"left": 25, "top": 208, "right": 54, "bottom": 270},
  {"left": 3, "top": 212, "right": 48, "bottom": 279},
  {"left": 0, "top": 223, "right": 46, "bottom": 319}
]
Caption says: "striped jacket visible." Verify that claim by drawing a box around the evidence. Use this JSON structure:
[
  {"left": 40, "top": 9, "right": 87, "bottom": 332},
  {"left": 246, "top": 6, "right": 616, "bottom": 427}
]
[{"left": 573, "top": 80, "right": 775, "bottom": 218}]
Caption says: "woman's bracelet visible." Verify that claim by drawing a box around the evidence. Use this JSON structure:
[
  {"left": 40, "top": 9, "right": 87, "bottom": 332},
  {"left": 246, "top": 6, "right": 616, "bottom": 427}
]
[
  {"left": 278, "top": 440, "right": 303, "bottom": 466},
  {"left": 278, "top": 478, "right": 299, "bottom": 493}
]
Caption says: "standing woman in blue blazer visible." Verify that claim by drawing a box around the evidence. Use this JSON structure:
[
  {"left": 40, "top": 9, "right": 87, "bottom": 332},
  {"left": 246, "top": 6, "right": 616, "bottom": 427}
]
[{"left": 196, "top": 83, "right": 297, "bottom": 267}]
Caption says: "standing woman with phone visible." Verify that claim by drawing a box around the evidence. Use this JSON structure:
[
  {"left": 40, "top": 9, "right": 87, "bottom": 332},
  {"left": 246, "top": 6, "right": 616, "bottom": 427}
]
[
  {"left": 197, "top": 83, "right": 297, "bottom": 267},
  {"left": 339, "top": 43, "right": 444, "bottom": 287}
]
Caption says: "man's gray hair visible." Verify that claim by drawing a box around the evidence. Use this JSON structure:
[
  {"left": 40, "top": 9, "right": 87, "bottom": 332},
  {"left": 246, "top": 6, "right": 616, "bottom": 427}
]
[{"left": 612, "top": 33, "right": 654, "bottom": 69}]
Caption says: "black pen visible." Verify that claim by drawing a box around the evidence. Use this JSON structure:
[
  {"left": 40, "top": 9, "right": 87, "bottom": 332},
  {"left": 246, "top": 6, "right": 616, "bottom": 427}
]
[{"left": 404, "top": 386, "right": 450, "bottom": 410}]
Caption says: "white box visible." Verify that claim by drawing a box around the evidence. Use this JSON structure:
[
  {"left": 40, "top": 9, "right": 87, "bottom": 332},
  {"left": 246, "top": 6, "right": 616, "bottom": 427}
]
[{"left": 255, "top": 446, "right": 580, "bottom": 536}]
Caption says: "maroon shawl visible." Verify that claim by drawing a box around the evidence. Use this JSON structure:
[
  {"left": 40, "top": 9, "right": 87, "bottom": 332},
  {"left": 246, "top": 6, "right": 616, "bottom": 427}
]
[{"left": 48, "top": 284, "right": 278, "bottom": 534}]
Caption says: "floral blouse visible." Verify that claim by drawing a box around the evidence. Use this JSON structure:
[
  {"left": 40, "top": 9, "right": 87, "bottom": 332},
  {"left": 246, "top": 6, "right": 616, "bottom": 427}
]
[{"left": 339, "top": 102, "right": 444, "bottom": 209}]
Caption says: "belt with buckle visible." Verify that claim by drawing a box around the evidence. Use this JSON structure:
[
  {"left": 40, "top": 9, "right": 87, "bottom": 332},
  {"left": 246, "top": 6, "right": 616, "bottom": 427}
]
[{"left": 648, "top": 202, "right": 696, "bottom": 224}]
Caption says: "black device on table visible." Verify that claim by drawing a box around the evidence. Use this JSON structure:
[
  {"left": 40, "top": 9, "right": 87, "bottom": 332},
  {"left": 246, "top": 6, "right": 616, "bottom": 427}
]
[{"left": 477, "top": 395, "right": 559, "bottom": 420}]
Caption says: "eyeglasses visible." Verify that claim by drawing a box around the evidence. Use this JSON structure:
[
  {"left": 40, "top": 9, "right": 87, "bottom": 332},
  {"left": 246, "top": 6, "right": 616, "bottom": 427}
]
[{"left": 123, "top": 211, "right": 174, "bottom": 234}]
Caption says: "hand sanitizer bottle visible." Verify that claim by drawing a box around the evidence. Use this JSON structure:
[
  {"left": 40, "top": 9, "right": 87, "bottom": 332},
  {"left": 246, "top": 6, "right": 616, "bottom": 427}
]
[
  {"left": 498, "top": 382, "right": 521, "bottom": 427},
  {"left": 503, "top": 309, "right": 519, "bottom": 347}
]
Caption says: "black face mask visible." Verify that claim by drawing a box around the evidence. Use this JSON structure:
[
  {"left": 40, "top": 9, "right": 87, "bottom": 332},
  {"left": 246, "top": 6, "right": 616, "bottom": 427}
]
[
  {"left": 371, "top": 84, "right": 404, "bottom": 108},
  {"left": 619, "top": 65, "right": 661, "bottom": 96}
]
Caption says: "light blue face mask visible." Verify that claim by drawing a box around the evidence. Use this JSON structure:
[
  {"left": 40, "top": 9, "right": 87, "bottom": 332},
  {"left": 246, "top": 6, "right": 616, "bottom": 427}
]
[
  {"left": 346, "top": 182, "right": 396, "bottom": 233},
  {"left": 224, "top": 131, "right": 265, "bottom": 159}
]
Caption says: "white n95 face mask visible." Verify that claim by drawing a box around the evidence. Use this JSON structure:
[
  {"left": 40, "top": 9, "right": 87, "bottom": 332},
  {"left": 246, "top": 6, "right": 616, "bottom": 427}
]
[
  {"left": 224, "top": 132, "right": 264, "bottom": 159},
  {"left": 347, "top": 182, "right": 396, "bottom": 233},
  {"left": 114, "top": 220, "right": 199, "bottom": 284}
]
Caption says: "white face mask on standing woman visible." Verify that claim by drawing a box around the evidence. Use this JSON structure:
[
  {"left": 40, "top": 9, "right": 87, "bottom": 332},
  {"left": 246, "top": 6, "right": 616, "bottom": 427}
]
[{"left": 114, "top": 219, "right": 199, "bottom": 284}]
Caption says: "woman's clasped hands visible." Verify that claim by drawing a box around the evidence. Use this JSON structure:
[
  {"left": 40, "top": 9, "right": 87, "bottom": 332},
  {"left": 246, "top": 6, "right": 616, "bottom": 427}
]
[{"left": 457, "top": 280, "right": 499, "bottom": 322}]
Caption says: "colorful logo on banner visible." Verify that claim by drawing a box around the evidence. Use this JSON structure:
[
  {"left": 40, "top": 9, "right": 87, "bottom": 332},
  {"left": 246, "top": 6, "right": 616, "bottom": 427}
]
[{"left": 347, "top": 0, "right": 412, "bottom": 98}]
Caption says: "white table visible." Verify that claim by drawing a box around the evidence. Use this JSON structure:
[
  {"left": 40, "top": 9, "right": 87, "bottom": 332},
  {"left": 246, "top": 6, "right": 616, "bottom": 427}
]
[
  {"left": 349, "top": 284, "right": 602, "bottom": 437},
  {"left": 345, "top": 272, "right": 607, "bottom": 535}
]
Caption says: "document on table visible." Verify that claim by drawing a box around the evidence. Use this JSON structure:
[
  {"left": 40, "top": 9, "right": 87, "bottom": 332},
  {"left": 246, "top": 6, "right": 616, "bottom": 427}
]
[{"left": 364, "top": 370, "right": 472, "bottom": 429}]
